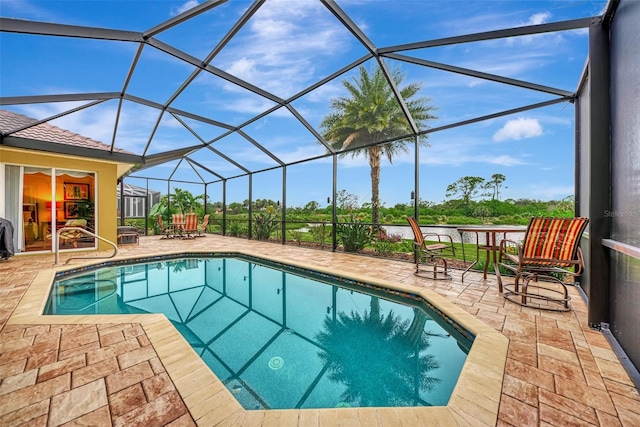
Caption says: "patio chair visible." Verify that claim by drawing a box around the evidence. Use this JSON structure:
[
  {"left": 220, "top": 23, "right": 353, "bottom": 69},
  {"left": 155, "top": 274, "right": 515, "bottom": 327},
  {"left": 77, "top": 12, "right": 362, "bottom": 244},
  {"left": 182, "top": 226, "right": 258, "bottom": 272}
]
[
  {"left": 196, "top": 214, "right": 210, "bottom": 237},
  {"left": 406, "top": 217, "right": 456, "bottom": 280},
  {"left": 172, "top": 213, "right": 185, "bottom": 238},
  {"left": 156, "top": 215, "right": 173, "bottom": 239},
  {"left": 497, "top": 217, "right": 589, "bottom": 311},
  {"left": 182, "top": 213, "right": 198, "bottom": 239}
]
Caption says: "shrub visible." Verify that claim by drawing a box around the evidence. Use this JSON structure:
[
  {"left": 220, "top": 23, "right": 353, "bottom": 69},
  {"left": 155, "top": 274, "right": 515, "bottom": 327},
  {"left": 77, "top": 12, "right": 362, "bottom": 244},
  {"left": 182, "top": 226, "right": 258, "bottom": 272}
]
[
  {"left": 398, "top": 238, "right": 415, "bottom": 253},
  {"left": 208, "top": 223, "right": 222, "bottom": 234},
  {"left": 446, "top": 216, "right": 483, "bottom": 225},
  {"left": 310, "top": 223, "right": 329, "bottom": 247},
  {"left": 253, "top": 208, "right": 279, "bottom": 241},
  {"left": 336, "top": 217, "right": 372, "bottom": 252},
  {"left": 228, "top": 221, "right": 246, "bottom": 237},
  {"left": 372, "top": 232, "right": 403, "bottom": 256},
  {"left": 290, "top": 230, "right": 304, "bottom": 245}
]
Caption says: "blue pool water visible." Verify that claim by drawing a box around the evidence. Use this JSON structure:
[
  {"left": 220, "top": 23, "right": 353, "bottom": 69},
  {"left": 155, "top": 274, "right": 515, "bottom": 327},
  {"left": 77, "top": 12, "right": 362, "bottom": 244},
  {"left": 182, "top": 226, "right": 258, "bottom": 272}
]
[{"left": 46, "top": 255, "right": 471, "bottom": 410}]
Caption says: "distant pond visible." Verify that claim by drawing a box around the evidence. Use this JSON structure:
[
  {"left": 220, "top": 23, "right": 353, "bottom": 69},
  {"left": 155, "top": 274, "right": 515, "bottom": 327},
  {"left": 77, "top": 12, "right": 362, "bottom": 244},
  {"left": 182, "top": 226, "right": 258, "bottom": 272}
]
[{"left": 383, "top": 225, "right": 525, "bottom": 246}]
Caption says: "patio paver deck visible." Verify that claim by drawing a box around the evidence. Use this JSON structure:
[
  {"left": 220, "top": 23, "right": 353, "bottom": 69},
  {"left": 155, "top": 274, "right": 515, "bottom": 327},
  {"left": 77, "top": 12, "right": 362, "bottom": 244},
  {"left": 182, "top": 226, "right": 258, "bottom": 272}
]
[{"left": 0, "top": 234, "right": 638, "bottom": 426}]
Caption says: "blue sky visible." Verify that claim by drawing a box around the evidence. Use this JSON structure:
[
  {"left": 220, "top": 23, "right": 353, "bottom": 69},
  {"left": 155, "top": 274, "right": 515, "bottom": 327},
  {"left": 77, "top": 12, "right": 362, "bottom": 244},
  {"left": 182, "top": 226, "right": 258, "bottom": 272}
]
[{"left": 0, "top": 0, "right": 607, "bottom": 208}]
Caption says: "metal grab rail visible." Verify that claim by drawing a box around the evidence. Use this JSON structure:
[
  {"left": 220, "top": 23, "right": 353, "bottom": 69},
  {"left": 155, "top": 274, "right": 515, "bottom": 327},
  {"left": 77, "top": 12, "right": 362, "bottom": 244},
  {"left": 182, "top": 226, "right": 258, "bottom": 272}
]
[{"left": 54, "top": 227, "right": 118, "bottom": 266}]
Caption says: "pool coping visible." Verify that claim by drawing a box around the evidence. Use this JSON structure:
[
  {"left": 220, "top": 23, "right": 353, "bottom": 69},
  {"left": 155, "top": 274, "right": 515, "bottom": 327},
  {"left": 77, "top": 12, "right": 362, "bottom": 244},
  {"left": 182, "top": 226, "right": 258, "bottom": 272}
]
[{"left": 9, "top": 250, "right": 509, "bottom": 426}]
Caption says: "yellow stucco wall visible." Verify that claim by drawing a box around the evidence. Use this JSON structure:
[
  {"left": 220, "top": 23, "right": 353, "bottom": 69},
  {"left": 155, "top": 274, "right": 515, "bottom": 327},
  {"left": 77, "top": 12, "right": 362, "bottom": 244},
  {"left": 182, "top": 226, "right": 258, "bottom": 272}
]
[{"left": 1, "top": 146, "right": 132, "bottom": 251}]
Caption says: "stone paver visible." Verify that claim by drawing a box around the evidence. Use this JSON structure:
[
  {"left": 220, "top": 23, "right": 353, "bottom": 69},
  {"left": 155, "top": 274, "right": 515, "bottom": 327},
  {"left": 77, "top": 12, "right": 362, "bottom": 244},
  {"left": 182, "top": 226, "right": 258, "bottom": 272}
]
[{"left": 0, "top": 234, "right": 638, "bottom": 426}]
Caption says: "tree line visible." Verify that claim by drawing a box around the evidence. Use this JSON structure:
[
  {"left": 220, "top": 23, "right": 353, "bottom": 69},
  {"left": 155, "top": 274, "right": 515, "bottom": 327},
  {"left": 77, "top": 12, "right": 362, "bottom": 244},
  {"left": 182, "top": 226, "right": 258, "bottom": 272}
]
[{"left": 147, "top": 185, "right": 573, "bottom": 227}]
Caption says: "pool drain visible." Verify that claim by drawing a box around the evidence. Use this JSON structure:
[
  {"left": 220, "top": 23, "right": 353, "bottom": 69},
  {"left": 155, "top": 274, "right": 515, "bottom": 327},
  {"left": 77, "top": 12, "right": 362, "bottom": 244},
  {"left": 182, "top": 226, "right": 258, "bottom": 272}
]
[{"left": 268, "top": 356, "right": 284, "bottom": 370}]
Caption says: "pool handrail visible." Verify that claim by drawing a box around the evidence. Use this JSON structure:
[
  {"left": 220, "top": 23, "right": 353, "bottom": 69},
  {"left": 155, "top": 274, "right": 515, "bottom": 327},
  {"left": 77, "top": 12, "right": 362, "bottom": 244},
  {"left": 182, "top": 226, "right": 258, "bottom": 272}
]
[{"left": 54, "top": 226, "right": 118, "bottom": 266}]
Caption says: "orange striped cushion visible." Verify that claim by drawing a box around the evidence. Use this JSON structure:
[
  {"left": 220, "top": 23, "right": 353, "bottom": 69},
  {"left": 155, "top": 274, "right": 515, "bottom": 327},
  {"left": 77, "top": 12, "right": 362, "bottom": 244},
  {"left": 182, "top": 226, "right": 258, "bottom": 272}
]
[{"left": 522, "top": 217, "right": 589, "bottom": 266}]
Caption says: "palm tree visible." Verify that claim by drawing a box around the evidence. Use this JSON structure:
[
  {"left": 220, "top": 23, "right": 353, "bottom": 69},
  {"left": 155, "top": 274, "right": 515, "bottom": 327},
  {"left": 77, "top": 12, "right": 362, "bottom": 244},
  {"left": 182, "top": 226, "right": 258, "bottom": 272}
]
[
  {"left": 484, "top": 173, "right": 506, "bottom": 201},
  {"left": 171, "top": 188, "right": 202, "bottom": 214},
  {"left": 320, "top": 65, "right": 437, "bottom": 224},
  {"left": 315, "top": 296, "right": 440, "bottom": 407}
]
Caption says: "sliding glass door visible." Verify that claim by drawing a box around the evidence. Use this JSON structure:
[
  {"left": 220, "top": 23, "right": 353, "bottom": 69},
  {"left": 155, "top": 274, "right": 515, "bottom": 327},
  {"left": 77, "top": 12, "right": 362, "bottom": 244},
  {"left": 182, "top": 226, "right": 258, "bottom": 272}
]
[
  {"left": 2, "top": 164, "right": 96, "bottom": 253},
  {"left": 22, "top": 167, "right": 53, "bottom": 252},
  {"left": 55, "top": 169, "right": 96, "bottom": 250}
]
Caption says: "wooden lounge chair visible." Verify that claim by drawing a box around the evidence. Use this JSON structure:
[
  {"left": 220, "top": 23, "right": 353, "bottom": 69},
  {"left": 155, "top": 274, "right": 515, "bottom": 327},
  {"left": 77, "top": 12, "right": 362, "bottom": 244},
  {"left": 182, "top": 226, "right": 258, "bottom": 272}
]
[
  {"left": 182, "top": 213, "right": 198, "bottom": 239},
  {"left": 196, "top": 214, "right": 210, "bottom": 237},
  {"left": 406, "top": 217, "right": 456, "bottom": 280},
  {"left": 497, "top": 217, "right": 589, "bottom": 311}
]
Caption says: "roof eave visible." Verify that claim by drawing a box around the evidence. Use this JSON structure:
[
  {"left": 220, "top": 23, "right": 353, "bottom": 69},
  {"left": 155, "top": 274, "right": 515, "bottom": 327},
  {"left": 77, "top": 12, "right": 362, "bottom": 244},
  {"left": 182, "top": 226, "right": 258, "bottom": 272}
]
[{"left": 1, "top": 135, "right": 143, "bottom": 164}]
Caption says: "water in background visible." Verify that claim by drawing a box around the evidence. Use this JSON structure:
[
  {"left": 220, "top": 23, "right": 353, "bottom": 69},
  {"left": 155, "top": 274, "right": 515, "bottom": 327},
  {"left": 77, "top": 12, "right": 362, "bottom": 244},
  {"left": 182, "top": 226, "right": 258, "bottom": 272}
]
[{"left": 384, "top": 225, "right": 526, "bottom": 245}]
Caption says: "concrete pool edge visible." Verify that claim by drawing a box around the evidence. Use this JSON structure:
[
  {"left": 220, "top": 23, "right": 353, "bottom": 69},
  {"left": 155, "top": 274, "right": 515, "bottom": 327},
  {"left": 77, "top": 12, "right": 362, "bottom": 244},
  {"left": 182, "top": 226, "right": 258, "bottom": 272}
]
[{"left": 9, "top": 250, "right": 508, "bottom": 426}]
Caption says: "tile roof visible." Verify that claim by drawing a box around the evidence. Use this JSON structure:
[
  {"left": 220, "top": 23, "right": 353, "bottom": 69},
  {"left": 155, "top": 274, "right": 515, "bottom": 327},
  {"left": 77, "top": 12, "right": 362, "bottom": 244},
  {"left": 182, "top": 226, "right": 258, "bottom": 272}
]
[{"left": 0, "top": 109, "right": 130, "bottom": 154}]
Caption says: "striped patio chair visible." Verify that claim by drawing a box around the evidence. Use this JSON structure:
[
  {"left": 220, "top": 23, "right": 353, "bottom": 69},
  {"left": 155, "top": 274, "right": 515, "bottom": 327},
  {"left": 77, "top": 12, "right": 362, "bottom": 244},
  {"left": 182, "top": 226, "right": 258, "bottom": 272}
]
[
  {"left": 497, "top": 217, "right": 589, "bottom": 311},
  {"left": 172, "top": 213, "right": 184, "bottom": 238},
  {"left": 196, "top": 214, "right": 210, "bottom": 237},
  {"left": 182, "top": 213, "right": 198, "bottom": 239}
]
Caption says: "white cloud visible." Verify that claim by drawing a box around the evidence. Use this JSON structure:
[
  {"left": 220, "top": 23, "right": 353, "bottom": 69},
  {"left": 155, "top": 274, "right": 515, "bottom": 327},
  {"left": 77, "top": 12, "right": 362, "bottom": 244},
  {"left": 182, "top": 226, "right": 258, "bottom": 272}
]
[
  {"left": 20, "top": 101, "right": 180, "bottom": 155},
  {"left": 159, "top": 113, "right": 186, "bottom": 129},
  {"left": 24, "top": 103, "right": 115, "bottom": 144},
  {"left": 506, "top": 11, "right": 569, "bottom": 46},
  {"left": 172, "top": 0, "right": 199, "bottom": 16},
  {"left": 419, "top": 152, "right": 527, "bottom": 167},
  {"left": 526, "top": 12, "right": 551, "bottom": 26},
  {"left": 275, "top": 145, "right": 326, "bottom": 164},
  {"left": 409, "top": 135, "right": 529, "bottom": 167},
  {"left": 225, "top": 57, "right": 257, "bottom": 81},
  {"left": 488, "top": 154, "right": 526, "bottom": 166},
  {"left": 214, "top": 0, "right": 351, "bottom": 98},
  {"left": 462, "top": 51, "right": 554, "bottom": 77},
  {"left": 444, "top": 11, "right": 515, "bottom": 35},
  {"left": 492, "top": 118, "right": 543, "bottom": 142},
  {"left": 528, "top": 183, "right": 574, "bottom": 199},
  {"left": 221, "top": 96, "right": 279, "bottom": 115},
  {"left": 0, "top": 0, "right": 61, "bottom": 22}
]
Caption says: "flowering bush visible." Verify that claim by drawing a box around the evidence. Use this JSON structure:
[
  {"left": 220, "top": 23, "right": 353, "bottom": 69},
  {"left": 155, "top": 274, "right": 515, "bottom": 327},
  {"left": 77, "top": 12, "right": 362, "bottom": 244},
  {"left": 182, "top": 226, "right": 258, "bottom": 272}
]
[{"left": 372, "top": 232, "right": 403, "bottom": 255}]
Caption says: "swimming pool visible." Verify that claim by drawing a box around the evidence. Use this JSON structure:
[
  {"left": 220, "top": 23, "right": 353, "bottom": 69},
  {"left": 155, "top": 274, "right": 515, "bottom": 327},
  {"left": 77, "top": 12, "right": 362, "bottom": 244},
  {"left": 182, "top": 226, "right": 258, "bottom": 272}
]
[{"left": 46, "top": 254, "right": 472, "bottom": 410}]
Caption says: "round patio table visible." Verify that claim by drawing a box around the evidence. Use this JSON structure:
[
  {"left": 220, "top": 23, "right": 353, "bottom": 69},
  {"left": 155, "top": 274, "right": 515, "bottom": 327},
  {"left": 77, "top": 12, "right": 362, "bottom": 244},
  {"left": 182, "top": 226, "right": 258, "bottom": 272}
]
[{"left": 457, "top": 226, "right": 527, "bottom": 291}]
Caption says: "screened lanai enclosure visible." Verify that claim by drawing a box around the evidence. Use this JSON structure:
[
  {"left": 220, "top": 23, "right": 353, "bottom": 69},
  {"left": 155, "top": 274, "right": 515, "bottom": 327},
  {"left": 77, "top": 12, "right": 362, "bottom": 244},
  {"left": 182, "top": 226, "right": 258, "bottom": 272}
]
[
  {"left": 116, "top": 182, "right": 161, "bottom": 228},
  {"left": 2, "top": 0, "right": 606, "bottom": 230},
  {"left": 1, "top": 0, "right": 639, "bottom": 388}
]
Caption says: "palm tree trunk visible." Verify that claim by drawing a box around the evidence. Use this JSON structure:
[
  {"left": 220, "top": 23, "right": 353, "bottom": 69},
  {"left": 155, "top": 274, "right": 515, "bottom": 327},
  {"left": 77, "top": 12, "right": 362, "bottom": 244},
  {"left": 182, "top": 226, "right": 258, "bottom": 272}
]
[
  {"left": 369, "top": 146, "right": 381, "bottom": 225},
  {"left": 369, "top": 296, "right": 381, "bottom": 323},
  {"left": 406, "top": 308, "right": 428, "bottom": 346}
]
